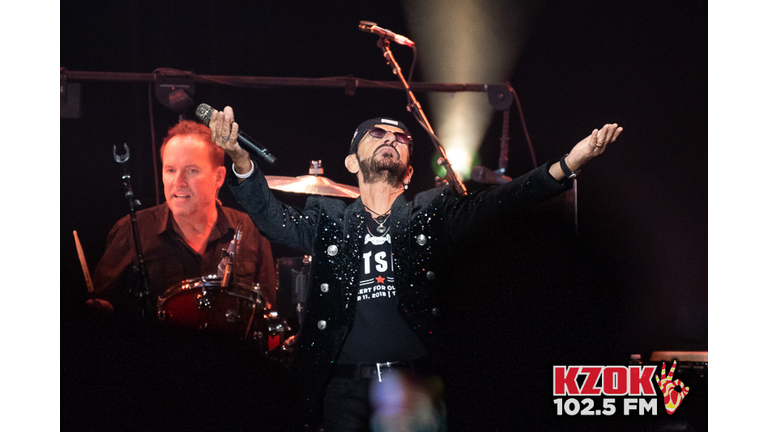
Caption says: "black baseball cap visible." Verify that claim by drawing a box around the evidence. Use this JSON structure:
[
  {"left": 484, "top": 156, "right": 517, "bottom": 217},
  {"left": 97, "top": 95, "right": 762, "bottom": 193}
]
[{"left": 349, "top": 117, "right": 413, "bottom": 155}]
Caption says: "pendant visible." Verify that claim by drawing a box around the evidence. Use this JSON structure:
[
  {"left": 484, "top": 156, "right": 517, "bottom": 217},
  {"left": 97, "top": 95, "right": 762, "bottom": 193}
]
[{"left": 376, "top": 224, "right": 387, "bottom": 234}]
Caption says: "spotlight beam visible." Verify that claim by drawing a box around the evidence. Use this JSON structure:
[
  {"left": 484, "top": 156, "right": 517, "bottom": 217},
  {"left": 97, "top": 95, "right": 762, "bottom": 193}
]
[{"left": 402, "top": 0, "right": 543, "bottom": 178}]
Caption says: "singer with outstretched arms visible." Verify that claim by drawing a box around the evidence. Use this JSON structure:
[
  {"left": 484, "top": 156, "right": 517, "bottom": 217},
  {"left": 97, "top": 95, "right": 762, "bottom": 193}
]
[{"left": 208, "top": 105, "right": 622, "bottom": 430}]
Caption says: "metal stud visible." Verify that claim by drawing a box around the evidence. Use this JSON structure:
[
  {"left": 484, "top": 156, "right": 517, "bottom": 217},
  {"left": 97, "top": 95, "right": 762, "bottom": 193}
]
[
  {"left": 416, "top": 234, "right": 427, "bottom": 246},
  {"left": 426, "top": 270, "right": 436, "bottom": 280},
  {"left": 327, "top": 245, "right": 339, "bottom": 256},
  {"left": 320, "top": 283, "right": 329, "bottom": 293},
  {"left": 317, "top": 320, "right": 327, "bottom": 330}
]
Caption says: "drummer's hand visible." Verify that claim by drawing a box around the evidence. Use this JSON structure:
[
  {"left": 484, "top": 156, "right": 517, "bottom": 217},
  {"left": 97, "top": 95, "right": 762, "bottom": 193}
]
[{"left": 209, "top": 106, "right": 252, "bottom": 175}]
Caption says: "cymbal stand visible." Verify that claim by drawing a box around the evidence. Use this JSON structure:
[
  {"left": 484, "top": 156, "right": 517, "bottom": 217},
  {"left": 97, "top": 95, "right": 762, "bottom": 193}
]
[{"left": 113, "top": 143, "right": 152, "bottom": 320}]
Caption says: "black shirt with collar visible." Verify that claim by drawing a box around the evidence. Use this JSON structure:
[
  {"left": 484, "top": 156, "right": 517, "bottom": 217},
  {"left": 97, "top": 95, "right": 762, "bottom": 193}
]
[{"left": 92, "top": 202, "right": 277, "bottom": 312}]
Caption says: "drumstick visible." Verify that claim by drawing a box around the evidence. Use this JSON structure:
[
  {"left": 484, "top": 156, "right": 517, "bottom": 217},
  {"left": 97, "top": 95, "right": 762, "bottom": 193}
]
[{"left": 73, "top": 230, "right": 95, "bottom": 294}]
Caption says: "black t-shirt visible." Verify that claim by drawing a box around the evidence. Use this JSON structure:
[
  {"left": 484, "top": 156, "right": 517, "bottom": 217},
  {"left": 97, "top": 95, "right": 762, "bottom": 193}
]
[{"left": 338, "top": 213, "right": 427, "bottom": 363}]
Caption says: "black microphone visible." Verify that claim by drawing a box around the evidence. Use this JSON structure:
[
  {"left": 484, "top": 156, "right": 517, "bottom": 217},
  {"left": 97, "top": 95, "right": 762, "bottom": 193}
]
[
  {"left": 195, "top": 103, "right": 277, "bottom": 165},
  {"left": 358, "top": 21, "right": 415, "bottom": 48}
]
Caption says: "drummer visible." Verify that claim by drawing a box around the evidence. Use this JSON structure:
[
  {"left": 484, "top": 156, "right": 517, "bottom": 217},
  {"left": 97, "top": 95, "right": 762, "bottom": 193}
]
[{"left": 90, "top": 120, "right": 277, "bottom": 317}]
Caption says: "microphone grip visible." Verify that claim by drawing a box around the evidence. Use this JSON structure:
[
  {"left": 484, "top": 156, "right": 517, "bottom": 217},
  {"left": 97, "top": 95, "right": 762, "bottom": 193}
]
[{"left": 237, "top": 130, "right": 277, "bottom": 165}]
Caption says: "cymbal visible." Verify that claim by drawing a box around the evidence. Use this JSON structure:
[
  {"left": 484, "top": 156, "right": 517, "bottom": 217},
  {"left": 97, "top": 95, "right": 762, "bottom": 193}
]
[{"left": 265, "top": 175, "right": 360, "bottom": 198}]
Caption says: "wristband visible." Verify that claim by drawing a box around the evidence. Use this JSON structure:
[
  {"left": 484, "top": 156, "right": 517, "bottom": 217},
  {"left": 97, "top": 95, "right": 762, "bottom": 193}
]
[
  {"left": 559, "top": 154, "right": 581, "bottom": 179},
  {"left": 232, "top": 159, "right": 255, "bottom": 179}
]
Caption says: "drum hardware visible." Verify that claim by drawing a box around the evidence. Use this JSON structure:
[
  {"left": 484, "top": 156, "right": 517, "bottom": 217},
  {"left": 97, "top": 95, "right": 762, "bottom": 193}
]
[
  {"left": 225, "top": 309, "right": 238, "bottom": 324},
  {"left": 241, "top": 311, "right": 292, "bottom": 357},
  {"left": 265, "top": 317, "right": 297, "bottom": 366},
  {"left": 244, "top": 301, "right": 260, "bottom": 340},
  {"left": 276, "top": 256, "right": 312, "bottom": 332},
  {"left": 112, "top": 142, "right": 153, "bottom": 319},
  {"left": 228, "top": 291, "right": 264, "bottom": 304},
  {"left": 268, "top": 311, "right": 289, "bottom": 335},
  {"left": 195, "top": 286, "right": 216, "bottom": 311}
]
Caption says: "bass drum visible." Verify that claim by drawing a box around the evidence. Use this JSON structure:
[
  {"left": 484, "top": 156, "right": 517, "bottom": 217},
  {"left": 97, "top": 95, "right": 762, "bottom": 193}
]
[{"left": 157, "top": 275, "right": 283, "bottom": 353}]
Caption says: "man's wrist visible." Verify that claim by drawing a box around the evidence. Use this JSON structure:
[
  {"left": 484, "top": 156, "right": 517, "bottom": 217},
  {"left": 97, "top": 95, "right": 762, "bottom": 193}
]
[
  {"left": 233, "top": 159, "right": 255, "bottom": 179},
  {"left": 559, "top": 154, "right": 581, "bottom": 179}
]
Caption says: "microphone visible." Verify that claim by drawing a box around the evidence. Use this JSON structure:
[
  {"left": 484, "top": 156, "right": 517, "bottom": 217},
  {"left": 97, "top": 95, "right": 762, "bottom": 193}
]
[
  {"left": 358, "top": 21, "right": 415, "bottom": 48},
  {"left": 195, "top": 103, "right": 277, "bottom": 165},
  {"left": 219, "top": 224, "right": 242, "bottom": 288}
]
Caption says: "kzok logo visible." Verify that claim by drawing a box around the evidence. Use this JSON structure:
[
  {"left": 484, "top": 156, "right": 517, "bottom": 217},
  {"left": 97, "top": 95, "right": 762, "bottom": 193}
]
[
  {"left": 554, "top": 365, "right": 656, "bottom": 396},
  {"left": 655, "top": 361, "right": 690, "bottom": 415},
  {"left": 552, "top": 364, "right": 691, "bottom": 416}
]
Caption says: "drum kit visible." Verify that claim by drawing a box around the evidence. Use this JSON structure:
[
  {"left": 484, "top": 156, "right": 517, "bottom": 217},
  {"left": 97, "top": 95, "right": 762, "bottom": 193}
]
[
  {"left": 77, "top": 160, "right": 359, "bottom": 364},
  {"left": 156, "top": 275, "right": 287, "bottom": 354}
]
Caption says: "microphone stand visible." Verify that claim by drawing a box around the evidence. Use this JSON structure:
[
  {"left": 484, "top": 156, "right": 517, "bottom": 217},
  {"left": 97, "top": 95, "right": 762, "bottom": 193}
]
[
  {"left": 499, "top": 108, "right": 510, "bottom": 175},
  {"left": 375, "top": 38, "right": 467, "bottom": 197},
  {"left": 113, "top": 143, "right": 153, "bottom": 321}
]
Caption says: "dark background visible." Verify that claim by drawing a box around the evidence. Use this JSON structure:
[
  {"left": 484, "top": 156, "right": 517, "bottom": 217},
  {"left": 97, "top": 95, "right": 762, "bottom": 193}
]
[{"left": 60, "top": 1, "right": 707, "bottom": 430}]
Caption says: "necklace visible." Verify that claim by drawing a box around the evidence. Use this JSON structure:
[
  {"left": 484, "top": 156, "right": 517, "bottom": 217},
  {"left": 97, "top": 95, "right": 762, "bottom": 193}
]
[
  {"left": 366, "top": 224, "right": 390, "bottom": 240},
  {"left": 363, "top": 204, "right": 392, "bottom": 234}
]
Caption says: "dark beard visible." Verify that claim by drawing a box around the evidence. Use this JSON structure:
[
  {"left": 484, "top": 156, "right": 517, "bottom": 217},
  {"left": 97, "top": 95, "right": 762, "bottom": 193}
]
[{"left": 358, "top": 152, "right": 408, "bottom": 188}]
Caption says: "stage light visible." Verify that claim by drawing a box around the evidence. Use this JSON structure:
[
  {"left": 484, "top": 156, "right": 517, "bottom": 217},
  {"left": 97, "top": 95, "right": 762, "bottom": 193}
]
[
  {"left": 445, "top": 146, "right": 473, "bottom": 179},
  {"left": 402, "top": 0, "right": 543, "bottom": 178}
]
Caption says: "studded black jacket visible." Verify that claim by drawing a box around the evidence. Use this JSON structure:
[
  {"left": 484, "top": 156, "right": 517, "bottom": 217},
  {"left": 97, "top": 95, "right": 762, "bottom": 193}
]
[{"left": 228, "top": 161, "right": 569, "bottom": 419}]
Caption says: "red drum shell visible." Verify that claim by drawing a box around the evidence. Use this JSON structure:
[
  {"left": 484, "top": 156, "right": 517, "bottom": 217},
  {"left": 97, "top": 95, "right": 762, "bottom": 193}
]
[{"left": 157, "top": 275, "right": 267, "bottom": 339}]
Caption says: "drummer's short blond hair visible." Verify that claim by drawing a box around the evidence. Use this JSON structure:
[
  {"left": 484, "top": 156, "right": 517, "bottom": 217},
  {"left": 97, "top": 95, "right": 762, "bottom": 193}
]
[{"left": 160, "top": 120, "right": 225, "bottom": 167}]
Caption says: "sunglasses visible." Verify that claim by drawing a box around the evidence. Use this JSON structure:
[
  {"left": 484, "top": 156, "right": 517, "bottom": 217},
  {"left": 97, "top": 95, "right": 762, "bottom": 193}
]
[{"left": 366, "top": 127, "right": 412, "bottom": 145}]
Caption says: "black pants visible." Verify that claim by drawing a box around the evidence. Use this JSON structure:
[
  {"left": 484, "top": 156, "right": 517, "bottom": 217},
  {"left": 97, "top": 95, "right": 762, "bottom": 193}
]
[
  {"left": 322, "top": 373, "right": 446, "bottom": 432},
  {"left": 323, "top": 376, "right": 371, "bottom": 431}
]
